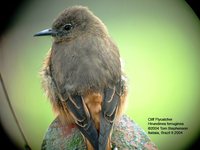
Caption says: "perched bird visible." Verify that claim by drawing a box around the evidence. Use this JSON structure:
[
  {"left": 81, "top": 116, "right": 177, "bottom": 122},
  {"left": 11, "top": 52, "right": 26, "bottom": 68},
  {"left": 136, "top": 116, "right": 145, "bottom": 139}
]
[{"left": 34, "top": 6, "right": 127, "bottom": 150}]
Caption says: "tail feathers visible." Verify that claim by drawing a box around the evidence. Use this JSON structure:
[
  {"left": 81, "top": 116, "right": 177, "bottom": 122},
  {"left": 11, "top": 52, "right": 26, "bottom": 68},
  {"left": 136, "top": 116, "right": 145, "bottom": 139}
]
[
  {"left": 98, "top": 113, "right": 113, "bottom": 150},
  {"left": 60, "top": 81, "right": 121, "bottom": 150},
  {"left": 99, "top": 82, "right": 121, "bottom": 150}
]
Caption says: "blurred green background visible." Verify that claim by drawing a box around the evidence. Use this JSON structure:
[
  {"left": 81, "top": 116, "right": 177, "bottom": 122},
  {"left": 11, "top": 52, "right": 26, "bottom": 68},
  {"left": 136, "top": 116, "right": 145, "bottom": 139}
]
[{"left": 0, "top": 0, "right": 199, "bottom": 149}]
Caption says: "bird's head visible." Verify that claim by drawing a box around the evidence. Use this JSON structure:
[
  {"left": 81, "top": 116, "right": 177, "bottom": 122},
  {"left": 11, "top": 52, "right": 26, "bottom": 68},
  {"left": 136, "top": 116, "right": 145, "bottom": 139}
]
[{"left": 34, "top": 6, "right": 108, "bottom": 42}]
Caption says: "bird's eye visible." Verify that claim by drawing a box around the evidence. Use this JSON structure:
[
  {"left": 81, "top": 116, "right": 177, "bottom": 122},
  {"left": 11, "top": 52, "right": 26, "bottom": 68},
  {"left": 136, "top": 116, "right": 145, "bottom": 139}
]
[{"left": 64, "top": 24, "right": 73, "bottom": 31}]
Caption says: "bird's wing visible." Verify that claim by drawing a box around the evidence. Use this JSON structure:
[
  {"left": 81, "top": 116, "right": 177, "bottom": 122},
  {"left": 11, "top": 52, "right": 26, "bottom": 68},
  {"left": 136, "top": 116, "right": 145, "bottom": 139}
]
[
  {"left": 99, "top": 81, "right": 121, "bottom": 150},
  {"left": 49, "top": 63, "right": 99, "bottom": 149},
  {"left": 63, "top": 94, "right": 99, "bottom": 150}
]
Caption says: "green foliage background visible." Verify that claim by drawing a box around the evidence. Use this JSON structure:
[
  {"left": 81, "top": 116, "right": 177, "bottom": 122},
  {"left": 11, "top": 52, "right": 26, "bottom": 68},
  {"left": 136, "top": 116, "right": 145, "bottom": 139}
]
[{"left": 0, "top": 0, "right": 199, "bottom": 149}]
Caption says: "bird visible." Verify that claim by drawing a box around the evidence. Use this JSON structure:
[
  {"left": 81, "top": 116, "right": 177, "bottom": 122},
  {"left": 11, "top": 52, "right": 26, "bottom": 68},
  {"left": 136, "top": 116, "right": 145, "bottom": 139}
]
[{"left": 34, "top": 6, "right": 127, "bottom": 150}]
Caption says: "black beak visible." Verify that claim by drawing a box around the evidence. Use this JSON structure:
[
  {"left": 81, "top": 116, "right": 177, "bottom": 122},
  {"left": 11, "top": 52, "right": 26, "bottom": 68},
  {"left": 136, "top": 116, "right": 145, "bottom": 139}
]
[{"left": 34, "top": 28, "right": 57, "bottom": 36}]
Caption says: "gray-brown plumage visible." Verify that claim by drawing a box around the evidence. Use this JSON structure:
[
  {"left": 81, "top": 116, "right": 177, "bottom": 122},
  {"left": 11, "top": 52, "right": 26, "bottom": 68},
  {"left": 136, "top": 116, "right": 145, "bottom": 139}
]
[{"left": 35, "top": 6, "right": 127, "bottom": 150}]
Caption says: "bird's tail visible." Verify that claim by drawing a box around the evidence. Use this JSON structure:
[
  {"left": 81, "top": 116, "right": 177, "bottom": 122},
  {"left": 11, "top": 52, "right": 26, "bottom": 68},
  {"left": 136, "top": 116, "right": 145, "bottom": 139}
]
[{"left": 98, "top": 81, "right": 121, "bottom": 150}]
